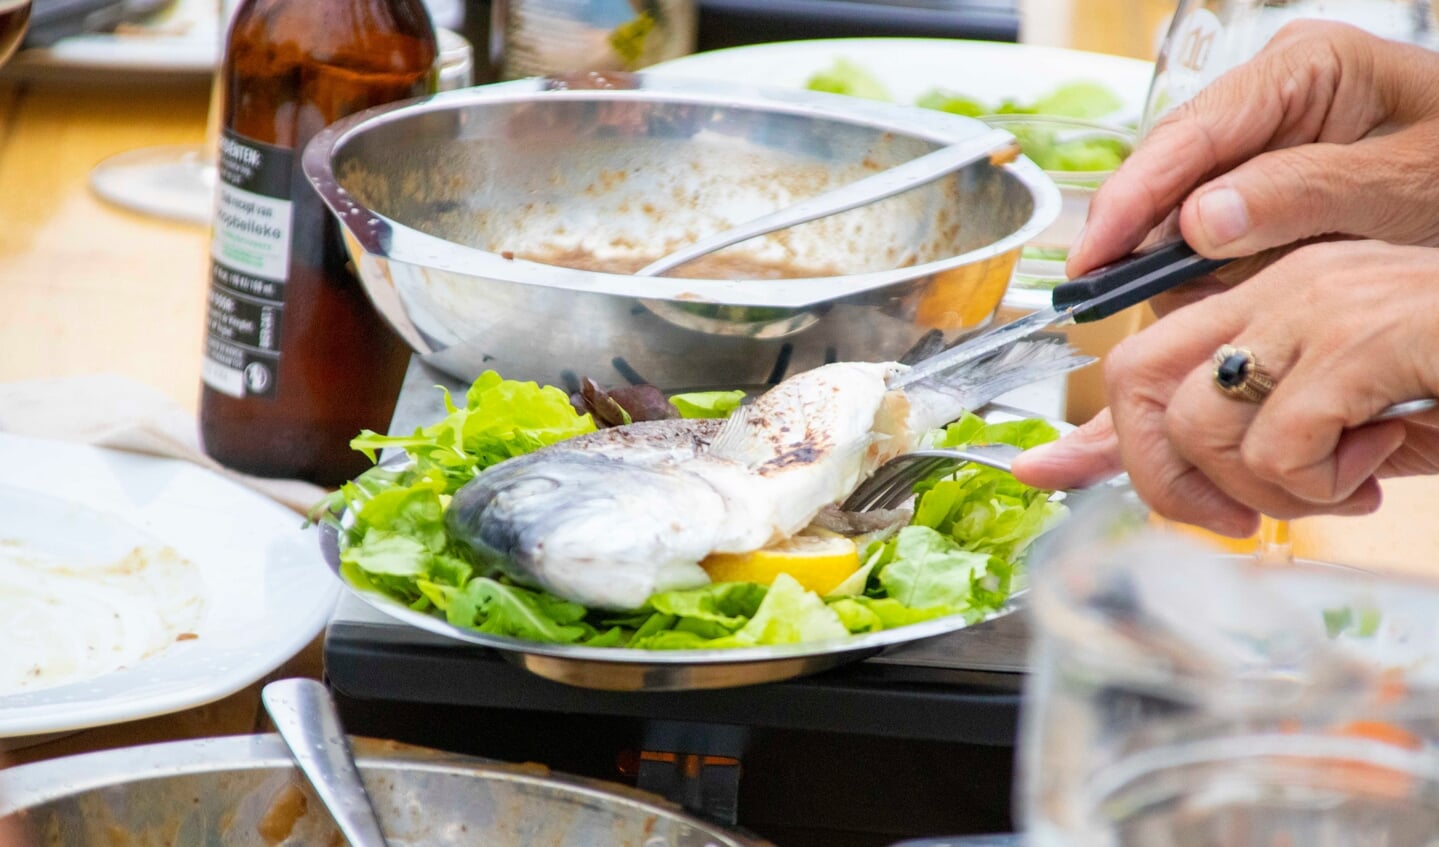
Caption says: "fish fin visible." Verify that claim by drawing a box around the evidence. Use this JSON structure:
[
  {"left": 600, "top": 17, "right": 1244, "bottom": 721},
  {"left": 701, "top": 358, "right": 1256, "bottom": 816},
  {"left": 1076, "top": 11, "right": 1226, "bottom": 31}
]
[
  {"left": 706, "top": 403, "right": 753, "bottom": 462},
  {"left": 905, "top": 335, "right": 1095, "bottom": 429}
]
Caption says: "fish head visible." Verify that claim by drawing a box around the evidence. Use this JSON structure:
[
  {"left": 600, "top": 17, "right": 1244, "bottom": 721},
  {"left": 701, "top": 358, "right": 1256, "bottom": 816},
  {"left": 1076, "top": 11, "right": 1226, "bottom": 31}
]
[{"left": 445, "top": 452, "right": 724, "bottom": 610}]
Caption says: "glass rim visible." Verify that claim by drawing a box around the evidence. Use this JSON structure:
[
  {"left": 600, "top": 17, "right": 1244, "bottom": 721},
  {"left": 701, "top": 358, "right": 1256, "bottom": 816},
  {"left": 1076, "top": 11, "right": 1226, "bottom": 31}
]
[{"left": 1087, "top": 733, "right": 1439, "bottom": 805}]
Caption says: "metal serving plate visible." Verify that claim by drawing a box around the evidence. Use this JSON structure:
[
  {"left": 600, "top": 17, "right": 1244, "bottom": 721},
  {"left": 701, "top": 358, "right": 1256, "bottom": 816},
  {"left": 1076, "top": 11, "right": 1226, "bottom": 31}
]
[
  {"left": 318, "top": 403, "right": 1070, "bottom": 693},
  {"left": 319, "top": 519, "right": 1025, "bottom": 692}
]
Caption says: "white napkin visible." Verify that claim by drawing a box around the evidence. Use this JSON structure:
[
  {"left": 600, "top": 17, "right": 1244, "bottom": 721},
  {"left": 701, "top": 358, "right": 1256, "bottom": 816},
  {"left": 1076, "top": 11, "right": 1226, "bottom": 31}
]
[{"left": 0, "top": 374, "right": 329, "bottom": 514}]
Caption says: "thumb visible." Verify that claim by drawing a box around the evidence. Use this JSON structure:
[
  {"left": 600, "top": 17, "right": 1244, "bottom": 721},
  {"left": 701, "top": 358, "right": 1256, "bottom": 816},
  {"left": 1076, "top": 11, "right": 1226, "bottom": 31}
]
[{"left": 1180, "top": 127, "right": 1439, "bottom": 257}]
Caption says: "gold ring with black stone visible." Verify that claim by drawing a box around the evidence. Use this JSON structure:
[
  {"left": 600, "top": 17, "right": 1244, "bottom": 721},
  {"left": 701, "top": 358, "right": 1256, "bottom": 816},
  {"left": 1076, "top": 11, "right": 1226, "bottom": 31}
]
[{"left": 1213, "top": 344, "right": 1276, "bottom": 403}]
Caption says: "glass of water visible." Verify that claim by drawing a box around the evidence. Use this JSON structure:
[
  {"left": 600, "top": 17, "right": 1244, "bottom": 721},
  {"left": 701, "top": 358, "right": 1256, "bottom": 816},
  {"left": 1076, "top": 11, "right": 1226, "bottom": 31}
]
[
  {"left": 1020, "top": 494, "right": 1439, "bottom": 845},
  {"left": 1142, "top": 0, "right": 1439, "bottom": 136}
]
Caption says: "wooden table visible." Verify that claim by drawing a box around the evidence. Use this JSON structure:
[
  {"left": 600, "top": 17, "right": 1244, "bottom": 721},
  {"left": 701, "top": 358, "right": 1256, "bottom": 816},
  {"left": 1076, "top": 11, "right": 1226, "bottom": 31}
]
[
  {"left": 1, "top": 20, "right": 1437, "bottom": 779},
  {"left": 0, "top": 76, "right": 324, "bottom": 768},
  {"left": 0, "top": 78, "right": 211, "bottom": 412}
]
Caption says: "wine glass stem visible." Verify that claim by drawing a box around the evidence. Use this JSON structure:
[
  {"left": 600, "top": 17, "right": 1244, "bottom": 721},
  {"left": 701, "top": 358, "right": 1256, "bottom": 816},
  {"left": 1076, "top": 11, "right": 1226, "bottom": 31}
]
[{"left": 1257, "top": 515, "right": 1292, "bottom": 565}]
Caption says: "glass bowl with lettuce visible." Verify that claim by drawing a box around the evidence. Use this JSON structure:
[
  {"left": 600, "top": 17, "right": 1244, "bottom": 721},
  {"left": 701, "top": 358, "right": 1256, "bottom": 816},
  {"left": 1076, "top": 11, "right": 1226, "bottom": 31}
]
[
  {"left": 807, "top": 58, "right": 1136, "bottom": 296},
  {"left": 978, "top": 114, "right": 1135, "bottom": 293},
  {"left": 317, "top": 371, "right": 1069, "bottom": 690}
]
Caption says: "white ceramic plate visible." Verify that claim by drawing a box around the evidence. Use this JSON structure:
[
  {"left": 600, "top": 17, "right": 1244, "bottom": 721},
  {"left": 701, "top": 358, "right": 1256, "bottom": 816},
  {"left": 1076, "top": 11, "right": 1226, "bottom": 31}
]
[
  {"left": 10, "top": 0, "right": 219, "bottom": 78},
  {"left": 646, "top": 38, "right": 1155, "bottom": 125},
  {"left": 0, "top": 433, "right": 338, "bottom": 741},
  {"left": 7, "top": 0, "right": 464, "bottom": 80}
]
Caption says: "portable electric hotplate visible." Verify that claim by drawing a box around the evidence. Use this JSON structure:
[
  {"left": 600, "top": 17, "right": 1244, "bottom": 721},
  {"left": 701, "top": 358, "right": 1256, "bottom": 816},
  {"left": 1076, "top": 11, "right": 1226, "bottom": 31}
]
[{"left": 323, "top": 357, "right": 1058, "bottom": 846}]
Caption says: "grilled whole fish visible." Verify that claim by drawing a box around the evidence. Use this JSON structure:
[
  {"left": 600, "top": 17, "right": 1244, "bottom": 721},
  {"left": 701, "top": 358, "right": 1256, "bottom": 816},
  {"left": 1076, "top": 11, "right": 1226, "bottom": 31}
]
[{"left": 445, "top": 338, "right": 1091, "bottom": 610}]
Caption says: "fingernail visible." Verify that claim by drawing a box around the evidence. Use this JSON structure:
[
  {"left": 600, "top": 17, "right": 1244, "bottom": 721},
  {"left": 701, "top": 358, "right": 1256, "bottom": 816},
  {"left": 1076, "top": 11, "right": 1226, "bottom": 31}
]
[
  {"left": 1195, "top": 187, "right": 1250, "bottom": 247},
  {"left": 1022, "top": 441, "right": 1056, "bottom": 456},
  {"left": 1070, "top": 223, "right": 1088, "bottom": 258}
]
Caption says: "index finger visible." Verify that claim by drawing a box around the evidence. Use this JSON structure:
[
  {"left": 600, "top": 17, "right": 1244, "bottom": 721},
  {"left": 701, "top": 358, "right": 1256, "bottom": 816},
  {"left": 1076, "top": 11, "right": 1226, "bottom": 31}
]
[{"left": 1066, "top": 22, "right": 1375, "bottom": 277}]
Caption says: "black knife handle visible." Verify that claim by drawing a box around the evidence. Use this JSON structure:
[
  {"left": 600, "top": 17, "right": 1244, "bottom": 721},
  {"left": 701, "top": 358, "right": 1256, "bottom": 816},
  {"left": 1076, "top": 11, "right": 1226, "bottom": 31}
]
[{"left": 1052, "top": 238, "right": 1231, "bottom": 323}]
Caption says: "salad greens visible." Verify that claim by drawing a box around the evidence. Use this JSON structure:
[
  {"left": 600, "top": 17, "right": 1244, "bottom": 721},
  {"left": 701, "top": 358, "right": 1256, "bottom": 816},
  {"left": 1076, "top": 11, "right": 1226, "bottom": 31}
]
[
  {"left": 914, "top": 81, "right": 1123, "bottom": 121},
  {"left": 668, "top": 389, "right": 748, "bottom": 419},
  {"left": 326, "top": 372, "right": 1064, "bottom": 650},
  {"left": 804, "top": 59, "right": 1132, "bottom": 172},
  {"left": 806, "top": 58, "right": 894, "bottom": 101}
]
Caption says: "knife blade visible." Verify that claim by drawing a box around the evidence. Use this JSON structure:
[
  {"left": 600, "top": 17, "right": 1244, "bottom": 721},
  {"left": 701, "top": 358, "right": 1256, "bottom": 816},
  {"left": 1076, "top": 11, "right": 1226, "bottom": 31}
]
[{"left": 892, "top": 239, "right": 1229, "bottom": 389}]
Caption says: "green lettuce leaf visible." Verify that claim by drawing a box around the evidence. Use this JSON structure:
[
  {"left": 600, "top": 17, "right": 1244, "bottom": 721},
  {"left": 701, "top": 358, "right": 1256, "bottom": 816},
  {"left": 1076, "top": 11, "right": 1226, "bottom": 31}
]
[
  {"left": 712, "top": 574, "right": 852, "bottom": 647},
  {"left": 829, "top": 596, "right": 953, "bottom": 631},
  {"left": 876, "top": 526, "right": 992, "bottom": 610},
  {"left": 805, "top": 58, "right": 892, "bottom": 101},
  {"left": 915, "top": 89, "right": 988, "bottom": 117},
  {"left": 648, "top": 581, "right": 768, "bottom": 628},
  {"left": 669, "top": 390, "right": 748, "bottom": 419},
  {"left": 1029, "top": 81, "right": 1124, "bottom": 119},
  {"left": 422, "top": 577, "right": 594, "bottom": 643},
  {"left": 347, "top": 371, "right": 595, "bottom": 491},
  {"left": 913, "top": 412, "right": 1068, "bottom": 564}
]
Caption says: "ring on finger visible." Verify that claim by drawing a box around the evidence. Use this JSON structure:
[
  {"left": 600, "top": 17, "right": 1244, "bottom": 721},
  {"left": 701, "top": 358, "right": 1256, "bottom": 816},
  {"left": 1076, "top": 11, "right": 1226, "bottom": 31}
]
[{"left": 1212, "top": 344, "right": 1276, "bottom": 403}]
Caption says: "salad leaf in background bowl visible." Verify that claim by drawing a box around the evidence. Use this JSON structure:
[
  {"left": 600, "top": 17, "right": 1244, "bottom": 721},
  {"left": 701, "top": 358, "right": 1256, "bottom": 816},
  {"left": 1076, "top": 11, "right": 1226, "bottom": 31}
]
[
  {"left": 802, "top": 57, "right": 1137, "bottom": 293},
  {"left": 805, "top": 57, "right": 893, "bottom": 101},
  {"left": 804, "top": 58, "right": 1134, "bottom": 172},
  {"left": 977, "top": 114, "right": 1136, "bottom": 292},
  {"left": 915, "top": 79, "right": 1124, "bottom": 122}
]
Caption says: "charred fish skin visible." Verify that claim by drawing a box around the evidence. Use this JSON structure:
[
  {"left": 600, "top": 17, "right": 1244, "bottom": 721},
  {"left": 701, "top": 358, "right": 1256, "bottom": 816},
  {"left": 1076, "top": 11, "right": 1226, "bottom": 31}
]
[
  {"left": 445, "top": 337, "right": 1095, "bottom": 610},
  {"left": 445, "top": 450, "right": 725, "bottom": 610}
]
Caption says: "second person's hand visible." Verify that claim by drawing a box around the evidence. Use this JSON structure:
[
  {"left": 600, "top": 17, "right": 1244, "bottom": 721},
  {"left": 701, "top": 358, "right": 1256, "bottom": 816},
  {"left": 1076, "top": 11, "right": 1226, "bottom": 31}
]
[
  {"left": 1068, "top": 21, "right": 1439, "bottom": 292},
  {"left": 1016, "top": 241, "right": 1439, "bottom": 536}
]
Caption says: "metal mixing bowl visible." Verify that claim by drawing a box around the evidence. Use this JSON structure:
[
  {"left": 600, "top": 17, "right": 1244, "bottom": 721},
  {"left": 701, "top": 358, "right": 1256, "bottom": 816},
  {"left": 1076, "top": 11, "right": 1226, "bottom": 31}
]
[
  {"left": 302, "top": 73, "right": 1060, "bottom": 390},
  {"left": 0, "top": 734, "right": 769, "bottom": 846}
]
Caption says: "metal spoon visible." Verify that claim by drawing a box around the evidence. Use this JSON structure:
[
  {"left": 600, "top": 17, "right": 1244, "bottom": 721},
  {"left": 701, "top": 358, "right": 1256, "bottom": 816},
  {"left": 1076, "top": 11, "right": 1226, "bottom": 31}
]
[
  {"left": 261, "top": 678, "right": 391, "bottom": 847},
  {"left": 635, "top": 128, "right": 1019, "bottom": 278}
]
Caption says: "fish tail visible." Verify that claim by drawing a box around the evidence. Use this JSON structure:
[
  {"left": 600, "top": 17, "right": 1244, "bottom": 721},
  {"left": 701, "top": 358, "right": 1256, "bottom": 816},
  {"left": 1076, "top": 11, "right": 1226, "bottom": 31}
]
[{"left": 903, "top": 335, "right": 1095, "bottom": 429}]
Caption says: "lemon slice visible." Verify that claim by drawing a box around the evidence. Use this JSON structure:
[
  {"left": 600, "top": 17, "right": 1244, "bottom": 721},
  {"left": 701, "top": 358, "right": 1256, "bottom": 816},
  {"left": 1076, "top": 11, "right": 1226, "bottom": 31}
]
[{"left": 701, "top": 536, "right": 861, "bottom": 596}]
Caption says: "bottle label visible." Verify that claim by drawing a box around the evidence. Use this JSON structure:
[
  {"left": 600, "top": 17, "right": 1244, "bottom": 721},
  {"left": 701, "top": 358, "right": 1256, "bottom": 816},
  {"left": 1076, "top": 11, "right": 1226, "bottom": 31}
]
[{"left": 202, "top": 130, "right": 295, "bottom": 399}]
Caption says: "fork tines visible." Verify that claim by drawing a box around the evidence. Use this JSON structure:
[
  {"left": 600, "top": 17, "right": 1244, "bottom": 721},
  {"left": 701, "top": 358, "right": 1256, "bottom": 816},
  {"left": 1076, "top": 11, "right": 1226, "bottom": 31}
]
[{"left": 843, "top": 455, "right": 961, "bottom": 512}]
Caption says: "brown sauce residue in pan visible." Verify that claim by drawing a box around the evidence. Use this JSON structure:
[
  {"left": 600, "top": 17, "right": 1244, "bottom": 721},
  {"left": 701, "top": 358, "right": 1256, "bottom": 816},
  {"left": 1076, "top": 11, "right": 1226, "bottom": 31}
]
[
  {"left": 256, "top": 782, "right": 308, "bottom": 845},
  {"left": 522, "top": 247, "right": 839, "bottom": 280}
]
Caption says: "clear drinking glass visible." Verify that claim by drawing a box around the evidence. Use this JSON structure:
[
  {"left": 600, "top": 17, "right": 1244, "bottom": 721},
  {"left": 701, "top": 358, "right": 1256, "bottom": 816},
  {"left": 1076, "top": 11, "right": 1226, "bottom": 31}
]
[
  {"left": 1020, "top": 493, "right": 1439, "bottom": 845},
  {"left": 87, "top": 0, "right": 229, "bottom": 226},
  {"left": 1143, "top": 0, "right": 1439, "bottom": 136},
  {"left": 88, "top": 12, "right": 473, "bottom": 226}
]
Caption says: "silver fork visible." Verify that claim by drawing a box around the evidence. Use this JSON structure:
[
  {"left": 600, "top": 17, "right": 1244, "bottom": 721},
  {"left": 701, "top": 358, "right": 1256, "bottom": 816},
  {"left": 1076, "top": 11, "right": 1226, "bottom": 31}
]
[
  {"left": 842, "top": 444, "right": 1027, "bottom": 513},
  {"left": 844, "top": 395, "right": 1439, "bottom": 514}
]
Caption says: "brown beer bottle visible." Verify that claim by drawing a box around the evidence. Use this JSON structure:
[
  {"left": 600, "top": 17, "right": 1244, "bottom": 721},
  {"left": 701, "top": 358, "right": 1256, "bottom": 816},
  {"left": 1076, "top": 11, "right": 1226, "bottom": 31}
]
[{"left": 199, "top": 0, "right": 437, "bottom": 487}]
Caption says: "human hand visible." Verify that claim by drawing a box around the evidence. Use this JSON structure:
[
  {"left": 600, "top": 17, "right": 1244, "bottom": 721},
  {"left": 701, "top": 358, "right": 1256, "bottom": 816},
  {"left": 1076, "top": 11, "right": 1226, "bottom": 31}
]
[
  {"left": 1067, "top": 21, "right": 1439, "bottom": 302},
  {"left": 1015, "top": 241, "right": 1439, "bottom": 536}
]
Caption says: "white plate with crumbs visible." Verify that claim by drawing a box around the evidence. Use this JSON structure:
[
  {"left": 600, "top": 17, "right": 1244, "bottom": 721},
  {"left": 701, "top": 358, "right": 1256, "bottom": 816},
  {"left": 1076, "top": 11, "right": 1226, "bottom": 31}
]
[{"left": 0, "top": 433, "right": 338, "bottom": 742}]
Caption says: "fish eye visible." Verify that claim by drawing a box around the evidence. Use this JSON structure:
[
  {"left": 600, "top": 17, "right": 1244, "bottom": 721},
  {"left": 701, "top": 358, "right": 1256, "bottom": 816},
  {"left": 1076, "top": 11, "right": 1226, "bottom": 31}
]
[{"left": 493, "top": 477, "right": 563, "bottom": 499}]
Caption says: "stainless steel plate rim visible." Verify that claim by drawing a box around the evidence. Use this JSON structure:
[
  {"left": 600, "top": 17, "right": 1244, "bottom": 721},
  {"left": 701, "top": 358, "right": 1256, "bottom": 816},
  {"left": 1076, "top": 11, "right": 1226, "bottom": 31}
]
[
  {"left": 321, "top": 406, "right": 1068, "bottom": 690},
  {"left": 319, "top": 519, "right": 1019, "bottom": 687},
  {"left": 300, "top": 74, "right": 1062, "bottom": 310}
]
